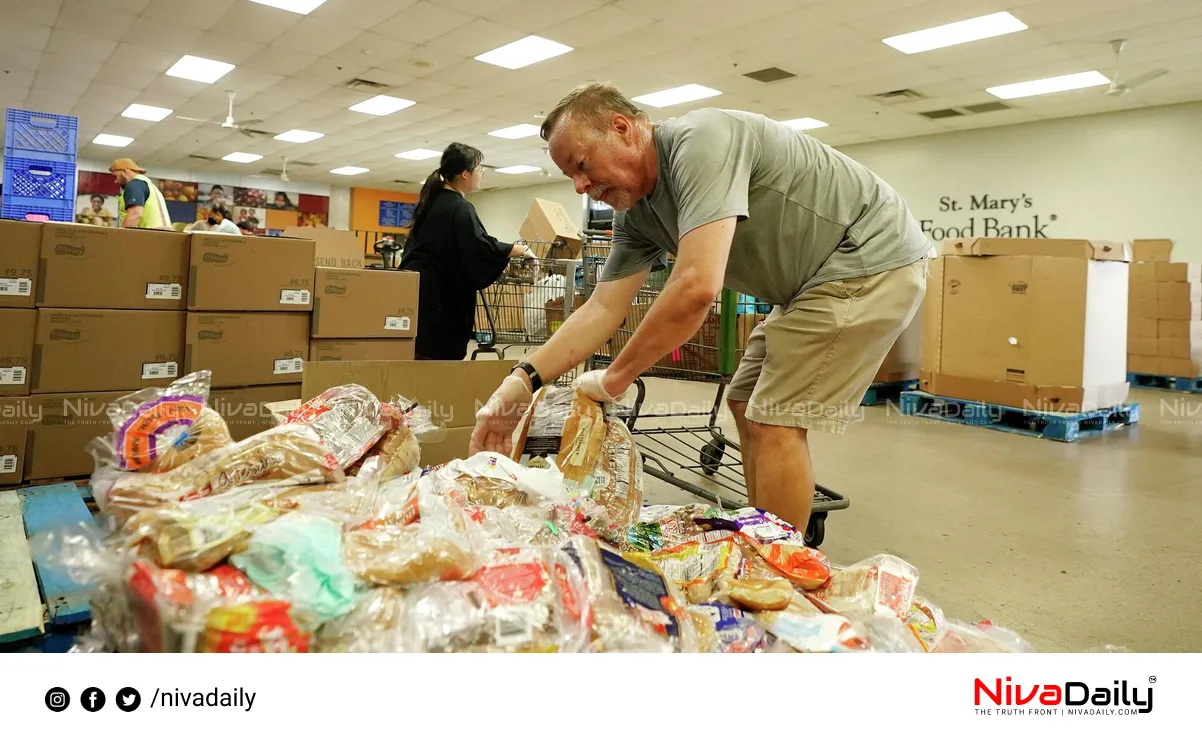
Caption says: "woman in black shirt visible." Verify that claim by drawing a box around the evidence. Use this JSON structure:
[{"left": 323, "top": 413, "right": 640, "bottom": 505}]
[{"left": 399, "top": 143, "right": 532, "bottom": 360}]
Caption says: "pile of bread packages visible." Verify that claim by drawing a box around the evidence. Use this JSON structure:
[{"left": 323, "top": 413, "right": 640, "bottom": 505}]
[{"left": 45, "top": 372, "right": 1034, "bottom": 653}]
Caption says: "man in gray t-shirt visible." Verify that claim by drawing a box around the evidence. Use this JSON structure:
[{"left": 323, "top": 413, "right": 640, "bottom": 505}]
[{"left": 472, "top": 83, "right": 928, "bottom": 533}]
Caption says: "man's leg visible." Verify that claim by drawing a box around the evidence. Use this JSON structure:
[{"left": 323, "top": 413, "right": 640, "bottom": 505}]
[
  {"left": 725, "top": 313, "right": 772, "bottom": 507},
  {"left": 726, "top": 399, "right": 757, "bottom": 506},
  {"left": 745, "top": 421, "right": 813, "bottom": 530}
]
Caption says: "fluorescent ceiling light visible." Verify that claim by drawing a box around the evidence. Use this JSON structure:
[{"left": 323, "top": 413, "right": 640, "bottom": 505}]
[
  {"left": 633, "top": 84, "right": 722, "bottom": 108},
  {"left": 222, "top": 152, "right": 262, "bottom": 163},
  {"left": 883, "top": 12, "right": 1027, "bottom": 54},
  {"left": 349, "top": 95, "right": 415, "bottom": 116},
  {"left": 121, "top": 103, "right": 173, "bottom": 122},
  {"left": 250, "top": 0, "right": 327, "bottom": 14},
  {"left": 475, "top": 35, "right": 573, "bottom": 70},
  {"left": 496, "top": 165, "right": 541, "bottom": 174},
  {"left": 274, "top": 129, "right": 324, "bottom": 143},
  {"left": 165, "top": 55, "right": 235, "bottom": 84},
  {"left": 330, "top": 166, "right": 369, "bottom": 175},
  {"left": 986, "top": 70, "right": 1109, "bottom": 99},
  {"left": 781, "top": 117, "right": 828, "bottom": 131},
  {"left": 488, "top": 123, "right": 541, "bottom": 139},
  {"left": 92, "top": 133, "right": 133, "bottom": 147},
  {"left": 396, "top": 148, "right": 441, "bottom": 160}
]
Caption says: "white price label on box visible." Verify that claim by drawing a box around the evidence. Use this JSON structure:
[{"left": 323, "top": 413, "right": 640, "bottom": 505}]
[
  {"left": 0, "top": 277, "right": 32, "bottom": 296},
  {"left": 384, "top": 315, "right": 411, "bottom": 331},
  {"left": 142, "top": 362, "right": 178, "bottom": 380},
  {"left": 146, "top": 282, "right": 182, "bottom": 300},
  {"left": 0, "top": 367, "right": 26, "bottom": 385},
  {"left": 280, "top": 289, "right": 311, "bottom": 305},
  {"left": 0, "top": 455, "right": 16, "bottom": 475},
  {"left": 274, "top": 357, "right": 304, "bottom": 375}
]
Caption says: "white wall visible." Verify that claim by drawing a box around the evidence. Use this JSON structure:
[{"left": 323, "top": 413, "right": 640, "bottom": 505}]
[
  {"left": 839, "top": 102, "right": 1202, "bottom": 261},
  {"left": 468, "top": 180, "right": 583, "bottom": 242}
]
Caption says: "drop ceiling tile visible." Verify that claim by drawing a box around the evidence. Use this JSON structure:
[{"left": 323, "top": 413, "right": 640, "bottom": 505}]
[
  {"left": 1040, "top": 1, "right": 1202, "bottom": 44},
  {"left": 612, "top": 0, "right": 720, "bottom": 22},
  {"left": 35, "top": 52, "right": 103, "bottom": 83},
  {"left": 376, "top": 2, "right": 475, "bottom": 44},
  {"left": 297, "top": 58, "right": 371, "bottom": 86},
  {"left": 846, "top": 0, "right": 1004, "bottom": 40},
  {"left": 141, "top": 0, "right": 234, "bottom": 26},
  {"left": 483, "top": 0, "right": 603, "bottom": 34},
  {"left": 0, "top": 20, "right": 52, "bottom": 52},
  {"left": 426, "top": 18, "right": 525, "bottom": 58},
  {"left": 241, "top": 47, "right": 321, "bottom": 78},
  {"left": 388, "top": 77, "right": 458, "bottom": 102},
  {"left": 541, "top": 5, "right": 648, "bottom": 46},
  {"left": 309, "top": 0, "right": 417, "bottom": 30},
  {"left": 24, "top": 91, "right": 80, "bottom": 114},
  {"left": 357, "top": 68, "right": 415, "bottom": 88},
  {"left": 187, "top": 35, "right": 266, "bottom": 66},
  {"left": 1, "top": 0, "right": 64, "bottom": 25},
  {"left": 54, "top": 0, "right": 138, "bottom": 39},
  {"left": 275, "top": 18, "right": 364, "bottom": 56},
  {"left": 212, "top": 2, "right": 306, "bottom": 44},
  {"left": 92, "top": 61, "right": 158, "bottom": 89},
  {"left": 45, "top": 30, "right": 119, "bottom": 63},
  {"left": 327, "top": 32, "right": 416, "bottom": 67},
  {"left": 376, "top": 45, "right": 466, "bottom": 79},
  {"left": 424, "top": 59, "right": 507, "bottom": 88},
  {"left": 1016, "top": 0, "right": 1161, "bottom": 27}
]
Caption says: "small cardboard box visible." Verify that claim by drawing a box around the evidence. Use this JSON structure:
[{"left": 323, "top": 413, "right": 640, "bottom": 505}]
[
  {"left": 1129, "top": 298, "right": 1159, "bottom": 319},
  {"left": 0, "top": 219, "right": 41, "bottom": 308},
  {"left": 283, "top": 227, "right": 365, "bottom": 270},
  {"left": 1129, "top": 263, "right": 1158, "bottom": 283},
  {"left": 32, "top": 309, "right": 185, "bottom": 393},
  {"left": 0, "top": 401, "right": 28, "bottom": 485},
  {"left": 419, "top": 425, "right": 473, "bottom": 467},
  {"left": 1157, "top": 281, "right": 1202, "bottom": 303},
  {"left": 301, "top": 360, "right": 512, "bottom": 429},
  {"left": 1128, "top": 337, "right": 1159, "bottom": 357},
  {"left": 309, "top": 339, "right": 416, "bottom": 362},
  {"left": 209, "top": 384, "right": 302, "bottom": 441},
  {"left": 1157, "top": 337, "right": 1193, "bottom": 360},
  {"left": 0, "top": 308, "right": 36, "bottom": 396},
  {"left": 24, "top": 391, "right": 128, "bottom": 480},
  {"left": 184, "top": 312, "right": 310, "bottom": 388},
  {"left": 188, "top": 233, "right": 315, "bottom": 312},
  {"left": 1129, "top": 317, "right": 1158, "bottom": 339},
  {"left": 1130, "top": 239, "right": 1173, "bottom": 263},
  {"left": 38, "top": 224, "right": 189, "bottom": 309},
  {"left": 1155, "top": 263, "right": 1201, "bottom": 283},
  {"left": 1158, "top": 320, "right": 1202, "bottom": 341},
  {"left": 476, "top": 283, "right": 529, "bottom": 333},
  {"left": 1158, "top": 297, "right": 1202, "bottom": 321},
  {"left": 1159, "top": 357, "right": 1202, "bottom": 379},
  {"left": 942, "top": 237, "right": 1128, "bottom": 261},
  {"left": 1128, "top": 281, "right": 1158, "bottom": 302},
  {"left": 1127, "top": 355, "right": 1159, "bottom": 374},
  {"left": 518, "top": 198, "right": 582, "bottom": 258},
  {"left": 311, "top": 268, "right": 419, "bottom": 338}
]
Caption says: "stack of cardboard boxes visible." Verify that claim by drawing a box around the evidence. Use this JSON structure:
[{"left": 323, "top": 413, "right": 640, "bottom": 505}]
[
  {"left": 310, "top": 266, "right": 419, "bottom": 361},
  {"left": 0, "top": 221, "right": 40, "bottom": 485},
  {"left": 1127, "top": 239, "right": 1202, "bottom": 379}
]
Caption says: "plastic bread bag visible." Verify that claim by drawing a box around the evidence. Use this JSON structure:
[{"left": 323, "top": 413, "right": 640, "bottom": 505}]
[
  {"left": 99, "top": 424, "right": 343, "bottom": 525},
  {"left": 688, "top": 603, "right": 768, "bottom": 653},
  {"left": 931, "top": 619, "right": 1035, "bottom": 653},
  {"left": 589, "top": 544, "right": 699, "bottom": 652},
  {"left": 353, "top": 470, "right": 421, "bottom": 531},
  {"left": 905, "top": 596, "right": 946, "bottom": 652},
  {"left": 510, "top": 387, "right": 608, "bottom": 485},
  {"left": 560, "top": 536, "right": 670, "bottom": 653},
  {"left": 263, "top": 455, "right": 383, "bottom": 528},
  {"left": 435, "top": 452, "right": 568, "bottom": 510},
  {"left": 285, "top": 384, "right": 388, "bottom": 469},
  {"left": 316, "top": 587, "right": 409, "bottom": 653},
  {"left": 807, "top": 554, "right": 918, "bottom": 620},
  {"left": 582, "top": 416, "right": 643, "bottom": 544},
  {"left": 625, "top": 504, "right": 710, "bottom": 552},
  {"left": 88, "top": 371, "right": 234, "bottom": 478},
  {"left": 389, "top": 394, "right": 445, "bottom": 443},
  {"left": 202, "top": 600, "right": 312, "bottom": 653},
  {"left": 736, "top": 533, "right": 831, "bottom": 590},
  {"left": 641, "top": 537, "right": 744, "bottom": 605},
  {"left": 725, "top": 577, "right": 796, "bottom": 612},
  {"left": 125, "top": 560, "right": 263, "bottom": 653},
  {"left": 695, "top": 506, "right": 797, "bottom": 544}
]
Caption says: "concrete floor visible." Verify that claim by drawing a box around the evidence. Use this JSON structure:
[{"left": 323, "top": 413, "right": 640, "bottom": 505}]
[{"left": 625, "top": 376, "right": 1202, "bottom": 653}]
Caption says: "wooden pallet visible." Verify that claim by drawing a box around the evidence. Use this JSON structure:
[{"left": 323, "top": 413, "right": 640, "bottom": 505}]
[
  {"left": 898, "top": 391, "right": 1140, "bottom": 442},
  {"left": 1127, "top": 372, "right": 1202, "bottom": 394},
  {"left": 861, "top": 379, "right": 918, "bottom": 407}
]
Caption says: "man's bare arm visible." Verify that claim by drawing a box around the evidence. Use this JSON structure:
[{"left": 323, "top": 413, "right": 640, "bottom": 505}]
[{"left": 122, "top": 205, "right": 143, "bottom": 228}]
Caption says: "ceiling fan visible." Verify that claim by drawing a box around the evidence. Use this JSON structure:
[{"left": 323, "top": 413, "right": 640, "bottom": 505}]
[
  {"left": 1105, "top": 39, "right": 1169, "bottom": 96},
  {"left": 177, "top": 90, "right": 265, "bottom": 136}
]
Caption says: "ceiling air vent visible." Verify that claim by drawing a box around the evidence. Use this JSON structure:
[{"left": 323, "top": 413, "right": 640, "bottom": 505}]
[
  {"left": 188, "top": 154, "right": 220, "bottom": 162},
  {"left": 743, "top": 67, "right": 796, "bottom": 83},
  {"left": 919, "top": 108, "right": 965, "bottom": 119},
  {"left": 872, "top": 89, "right": 925, "bottom": 103},
  {"left": 347, "top": 78, "right": 390, "bottom": 92},
  {"left": 963, "top": 101, "right": 1012, "bottom": 114}
]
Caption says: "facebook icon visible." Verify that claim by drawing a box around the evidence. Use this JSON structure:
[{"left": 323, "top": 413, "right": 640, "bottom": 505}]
[{"left": 81, "top": 687, "right": 105, "bottom": 712}]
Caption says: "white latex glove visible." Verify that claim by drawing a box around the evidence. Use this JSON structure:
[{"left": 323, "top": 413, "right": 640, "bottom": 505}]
[
  {"left": 574, "top": 369, "right": 629, "bottom": 404},
  {"left": 522, "top": 247, "right": 537, "bottom": 260},
  {"left": 470, "top": 375, "right": 533, "bottom": 456}
]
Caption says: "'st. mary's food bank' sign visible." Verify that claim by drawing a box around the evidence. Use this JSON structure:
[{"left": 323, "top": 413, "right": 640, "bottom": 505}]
[{"left": 919, "top": 193, "right": 1058, "bottom": 240}]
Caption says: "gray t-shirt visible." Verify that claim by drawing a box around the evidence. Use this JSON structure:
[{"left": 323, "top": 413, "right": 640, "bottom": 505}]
[{"left": 602, "top": 108, "right": 930, "bottom": 305}]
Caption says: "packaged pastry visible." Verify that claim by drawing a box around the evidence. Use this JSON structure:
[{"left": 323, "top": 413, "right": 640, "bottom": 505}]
[
  {"left": 560, "top": 536, "right": 669, "bottom": 652},
  {"left": 625, "top": 504, "right": 709, "bottom": 552},
  {"left": 642, "top": 537, "right": 743, "bottom": 604},
  {"left": 126, "top": 560, "right": 261, "bottom": 653},
  {"left": 695, "top": 506, "right": 796, "bottom": 544},
  {"left": 584, "top": 416, "right": 643, "bottom": 543},
  {"left": 593, "top": 547, "right": 699, "bottom": 652},
  {"left": 510, "top": 387, "right": 607, "bottom": 484},
  {"left": 317, "top": 588, "right": 408, "bottom": 653},
  {"left": 738, "top": 534, "right": 831, "bottom": 590},
  {"left": 726, "top": 577, "right": 794, "bottom": 612},
  {"left": 905, "top": 596, "right": 946, "bottom": 652},
  {"left": 202, "top": 600, "right": 311, "bottom": 653},
  {"left": 808, "top": 554, "right": 918, "bottom": 620},
  {"left": 120, "top": 490, "right": 282, "bottom": 572},
  {"left": 286, "top": 384, "right": 389, "bottom": 469},
  {"left": 687, "top": 603, "right": 767, "bottom": 653},
  {"left": 931, "top": 620, "right": 1033, "bottom": 653}
]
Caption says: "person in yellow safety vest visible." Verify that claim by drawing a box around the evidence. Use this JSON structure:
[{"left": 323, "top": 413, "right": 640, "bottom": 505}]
[{"left": 109, "top": 158, "right": 170, "bottom": 229}]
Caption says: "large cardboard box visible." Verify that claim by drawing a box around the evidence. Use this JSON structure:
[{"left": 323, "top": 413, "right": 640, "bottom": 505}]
[
  {"left": 283, "top": 227, "right": 364, "bottom": 270},
  {"left": 518, "top": 198, "right": 582, "bottom": 258},
  {"left": 38, "top": 224, "right": 189, "bottom": 309},
  {"left": 1128, "top": 281, "right": 1158, "bottom": 303},
  {"left": 875, "top": 314, "right": 923, "bottom": 384},
  {"left": 1157, "top": 281, "right": 1202, "bottom": 303},
  {"left": 0, "top": 219, "right": 41, "bottom": 308},
  {"left": 1157, "top": 338, "right": 1194, "bottom": 359},
  {"left": 1158, "top": 297, "right": 1202, "bottom": 321},
  {"left": 32, "top": 309, "right": 185, "bottom": 393},
  {"left": 1127, "top": 355, "right": 1159, "bottom": 374},
  {"left": 921, "top": 240, "right": 1129, "bottom": 412},
  {"left": 0, "top": 400, "right": 28, "bottom": 485},
  {"left": 1129, "top": 317, "right": 1158, "bottom": 339},
  {"left": 943, "top": 237, "right": 1128, "bottom": 261},
  {"left": 0, "top": 308, "right": 36, "bottom": 396},
  {"left": 188, "top": 233, "right": 315, "bottom": 312},
  {"left": 476, "top": 283, "right": 528, "bottom": 333},
  {"left": 420, "top": 425, "right": 473, "bottom": 467},
  {"left": 309, "top": 339, "right": 415, "bottom": 362},
  {"left": 184, "top": 312, "right": 309, "bottom": 388},
  {"left": 301, "top": 360, "right": 511, "bottom": 429},
  {"left": 1129, "top": 337, "right": 1159, "bottom": 356},
  {"left": 311, "top": 268, "right": 419, "bottom": 339},
  {"left": 1129, "top": 298, "right": 1159, "bottom": 319},
  {"left": 1159, "top": 358, "right": 1202, "bottom": 378},
  {"left": 1130, "top": 239, "right": 1173, "bottom": 263},
  {"left": 24, "top": 391, "right": 127, "bottom": 480},
  {"left": 1155, "top": 263, "right": 1201, "bottom": 283},
  {"left": 1129, "top": 263, "right": 1158, "bottom": 283},
  {"left": 1158, "top": 320, "right": 1202, "bottom": 341},
  {"left": 209, "top": 384, "right": 301, "bottom": 441}
]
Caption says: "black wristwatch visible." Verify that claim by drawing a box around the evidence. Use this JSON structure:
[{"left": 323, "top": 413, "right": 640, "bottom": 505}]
[{"left": 512, "top": 361, "right": 543, "bottom": 393}]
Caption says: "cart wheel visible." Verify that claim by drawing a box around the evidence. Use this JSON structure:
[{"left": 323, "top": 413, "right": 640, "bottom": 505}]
[
  {"left": 804, "top": 513, "right": 826, "bottom": 548},
  {"left": 699, "top": 439, "right": 725, "bottom": 476}
]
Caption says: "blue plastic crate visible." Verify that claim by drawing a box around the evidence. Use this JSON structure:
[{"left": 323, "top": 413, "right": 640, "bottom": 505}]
[
  {"left": 5, "top": 109, "right": 79, "bottom": 162},
  {"left": 4, "top": 156, "right": 76, "bottom": 202},
  {"left": 1, "top": 195, "right": 74, "bottom": 222}
]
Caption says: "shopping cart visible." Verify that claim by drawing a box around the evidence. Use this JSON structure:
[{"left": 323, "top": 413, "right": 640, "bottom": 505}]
[{"left": 582, "top": 231, "right": 850, "bottom": 547}]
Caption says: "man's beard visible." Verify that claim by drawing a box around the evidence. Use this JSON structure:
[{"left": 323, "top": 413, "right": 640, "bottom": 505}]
[{"left": 590, "top": 184, "right": 635, "bottom": 211}]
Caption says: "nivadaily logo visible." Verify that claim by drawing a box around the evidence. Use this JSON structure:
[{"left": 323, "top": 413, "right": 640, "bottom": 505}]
[
  {"left": 54, "top": 243, "right": 86, "bottom": 256},
  {"left": 202, "top": 252, "right": 229, "bottom": 264},
  {"left": 975, "top": 677, "right": 1154, "bottom": 716}
]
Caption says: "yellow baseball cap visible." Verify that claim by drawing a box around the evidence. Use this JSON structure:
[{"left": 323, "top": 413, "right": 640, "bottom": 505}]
[{"left": 109, "top": 157, "right": 146, "bottom": 173}]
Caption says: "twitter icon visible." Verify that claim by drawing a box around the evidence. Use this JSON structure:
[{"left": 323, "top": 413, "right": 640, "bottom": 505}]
[{"left": 116, "top": 687, "right": 141, "bottom": 712}]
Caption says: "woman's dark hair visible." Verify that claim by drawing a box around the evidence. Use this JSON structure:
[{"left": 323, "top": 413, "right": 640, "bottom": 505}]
[
  {"left": 210, "top": 204, "right": 230, "bottom": 220},
  {"left": 274, "top": 191, "right": 295, "bottom": 209},
  {"left": 406, "top": 142, "right": 483, "bottom": 245}
]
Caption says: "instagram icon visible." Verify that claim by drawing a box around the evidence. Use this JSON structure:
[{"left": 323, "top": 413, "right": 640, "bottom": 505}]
[{"left": 44, "top": 687, "right": 70, "bottom": 712}]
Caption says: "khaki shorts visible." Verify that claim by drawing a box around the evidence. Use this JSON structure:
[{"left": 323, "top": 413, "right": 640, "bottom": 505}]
[{"left": 728, "top": 260, "right": 927, "bottom": 434}]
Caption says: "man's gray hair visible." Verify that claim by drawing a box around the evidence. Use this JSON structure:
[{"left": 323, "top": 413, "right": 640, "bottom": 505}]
[{"left": 540, "top": 82, "right": 648, "bottom": 141}]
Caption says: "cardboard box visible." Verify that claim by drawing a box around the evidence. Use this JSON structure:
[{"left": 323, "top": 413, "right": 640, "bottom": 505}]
[
  {"left": 38, "top": 224, "right": 189, "bottom": 309},
  {"left": 942, "top": 237, "right": 1128, "bottom": 261},
  {"left": 612, "top": 302, "right": 724, "bottom": 373},
  {"left": 1158, "top": 320, "right": 1202, "bottom": 341},
  {"left": 519, "top": 198, "right": 582, "bottom": 258},
  {"left": 311, "top": 268, "right": 419, "bottom": 339},
  {"left": 32, "top": 309, "right": 185, "bottom": 393},
  {"left": 1128, "top": 281, "right": 1158, "bottom": 302},
  {"left": 921, "top": 250, "right": 1129, "bottom": 412},
  {"left": 1159, "top": 358, "right": 1202, "bottom": 379},
  {"left": 1129, "top": 298, "right": 1159, "bottom": 319},
  {"left": 0, "top": 400, "right": 28, "bottom": 485},
  {"left": 1157, "top": 281, "right": 1202, "bottom": 303},
  {"left": 476, "top": 283, "right": 529, "bottom": 333},
  {"left": 0, "top": 308, "right": 36, "bottom": 396},
  {"left": 544, "top": 292, "right": 585, "bottom": 333},
  {"left": 184, "top": 312, "right": 309, "bottom": 388},
  {"left": 419, "top": 425, "right": 473, "bottom": 467},
  {"left": 187, "top": 233, "right": 315, "bottom": 312},
  {"left": 24, "top": 391, "right": 128, "bottom": 480},
  {"left": 1127, "top": 355, "right": 1159, "bottom": 374},
  {"left": 0, "top": 219, "right": 41, "bottom": 308},
  {"left": 283, "top": 227, "right": 364, "bottom": 270},
  {"left": 1129, "top": 263, "right": 1158, "bottom": 283},
  {"left": 1130, "top": 239, "right": 1173, "bottom": 263},
  {"left": 1157, "top": 337, "right": 1193, "bottom": 359},
  {"left": 309, "top": 339, "right": 415, "bottom": 362},
  {"left": 301, "top": 360, "right": 511, "bottom": 429},
  {"left": 1155, "top": 263, "right": 1201, "bottom": 283},
  {"left": 1158, "top": 297, "right": 1202, "bottom": 321},
  {"left": 209, "top": 384, "right": 301, "bottom": 441},
  {"left": 1129, "top": 337, "right": 1159, "bottom": 357},
  {"left": 1129, "top": 317, "right": 1158, "bottom": 339}
]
